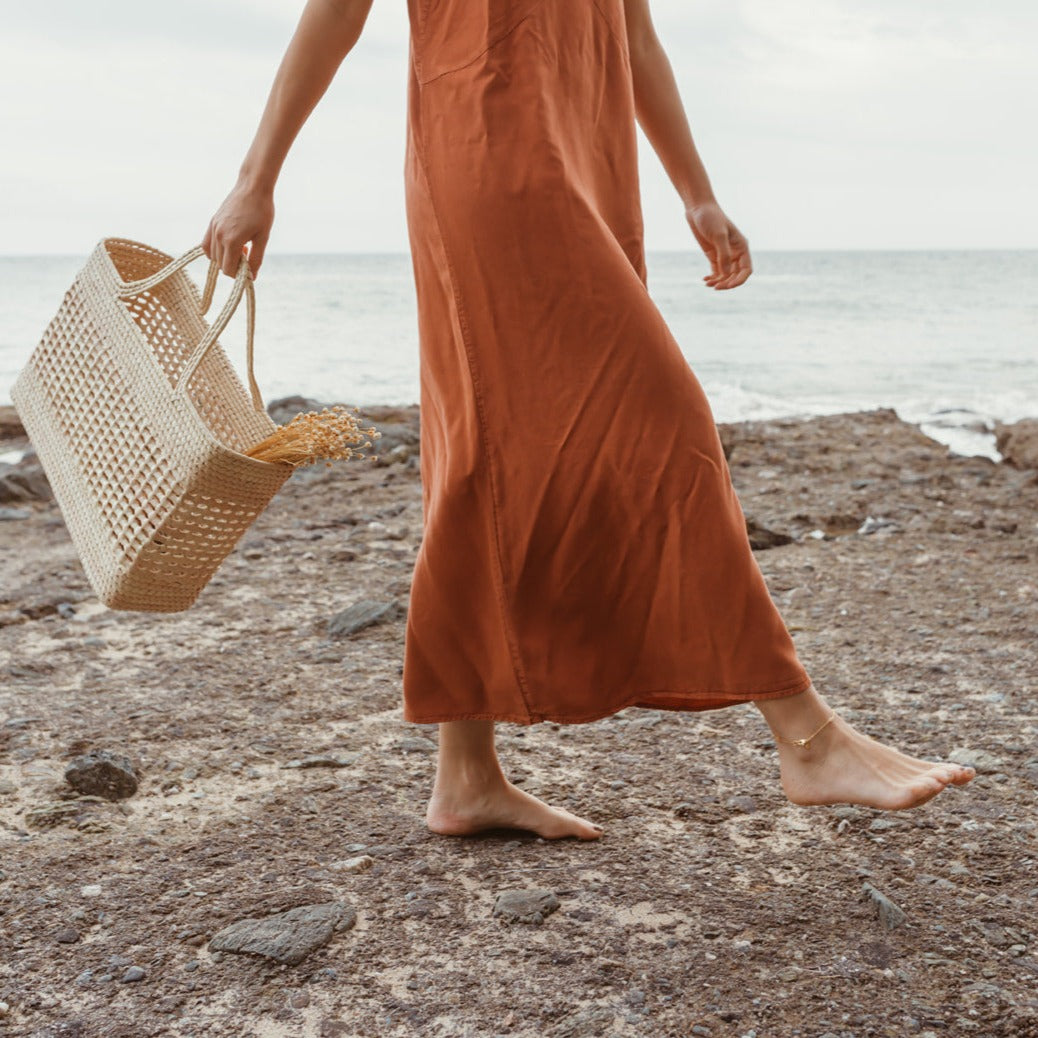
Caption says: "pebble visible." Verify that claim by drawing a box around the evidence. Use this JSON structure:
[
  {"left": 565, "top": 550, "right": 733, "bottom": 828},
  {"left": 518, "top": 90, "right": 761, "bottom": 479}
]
[
  {"left": 64, "top": 750, "right": 139, "bottom": 801},
  {"left": 280, "top": 753, "right": 359, "bottom": 770},
  {"left": 948, "top": 747, "right": 1004, "bottom": 773},
  {"left": 81, "top": 884, "right": 103, "bottom": 897},
  {"left": 208, "top": 901, "right": 357, "bottom": 966},
  {"left": 121, "top": 966, "right": 146, "bottom": 982},
  {"left": 857, "top": 515, "right": 899, "bottom": 534},
  {"left": 397, "top": 737, "right": 437, "bottom": 754},
  {"left": 726, "top": 795, "right": 758, "bottom": 814},
  {"left": 492, "top": 888, "right": 560, "bottom": 925},
  {"left": 862, "top": 882, "right": 907, "bottom": 930},
  {"left": 54, "top": 927, "right": 80, "bottom": 943},
  {"left": 337, "top": 855, "right": 374, "bottom": 873},
  {"left": 326, "top": 599, "right": 401, "bottom": 638}
]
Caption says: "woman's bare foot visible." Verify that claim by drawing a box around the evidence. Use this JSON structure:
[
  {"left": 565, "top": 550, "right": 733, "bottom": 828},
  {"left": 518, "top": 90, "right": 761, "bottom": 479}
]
[
  {"left": 424, "top": 718, "right": 604, "bottom": 840},
  {"left": 426, "top": 776, "right": 604, "bottom": 840},
  {"left": 756, "top": 685, "right": 976, "bottom": 810}
]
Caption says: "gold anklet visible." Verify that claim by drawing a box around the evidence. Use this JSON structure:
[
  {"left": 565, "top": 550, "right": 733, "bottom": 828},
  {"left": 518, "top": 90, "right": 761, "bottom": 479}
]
[{"left": 774, "top": 711, "right": 836, "bottom": 750}]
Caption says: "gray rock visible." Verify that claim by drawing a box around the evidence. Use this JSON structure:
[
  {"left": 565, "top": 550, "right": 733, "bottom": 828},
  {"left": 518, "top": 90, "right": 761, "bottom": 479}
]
[
  {"left": 550, "top": 1005, "right": 619, "bottom": 1037},
  {"left": 0, "top": 463, "right": 52, "bottom": 503},
  {"left": 0, "top": 506, "right": 31, "bottom": 521},
  {"left": 857, "top": 515, "right": 899, "bottom": 535},
  {"left": 995, "top": 417, "right": 1038, "bottom": 469},
  {"left": 121, "top": 966, "right": 146, "bottom": 982},
  {"left": 745, "top": 516, "right": 793, "bottom": 551},
  {"left": 862, "top": 882, "right": 907, "bottom": 931},
  {"left": 54, "top": 927, "right": 80, "bottom": 944},
  {"left": 327, "top": 599, "right": 401, "bottom": 638},
  {"left": 726, "top": 795, "right": 758, "bottom": 814},
  {"left": 397, "top": 737, "right": 437, "bottom": 754},
  {"left": 208, "top": 902, "right": 357, "bottom": 966},
  {"left": 948, "top": 747, "right": 1003, "bottom": 773},
  {"left": 492, "top": 888, "right": 561, "bottom": 925},
  {"left": 0, "top": 405, "right": 24, "bottom": 440},
  {"left": 64, "top": 750, "right": 139, "bottom": 801},
  {"left": 280, "top": 753, "right": 359, "bottom": 770}
]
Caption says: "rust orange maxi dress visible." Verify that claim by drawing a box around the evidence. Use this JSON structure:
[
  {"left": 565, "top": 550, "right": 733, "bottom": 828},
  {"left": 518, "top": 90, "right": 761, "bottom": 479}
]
[{"left": 400, "top": 0, "right": 813, "bottom": 724}]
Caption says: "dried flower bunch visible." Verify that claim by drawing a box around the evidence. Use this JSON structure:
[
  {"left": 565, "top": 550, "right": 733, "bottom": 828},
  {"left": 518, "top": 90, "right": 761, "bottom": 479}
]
[{"left": 245, "top": 404, "right": 381, "bottom": 467}]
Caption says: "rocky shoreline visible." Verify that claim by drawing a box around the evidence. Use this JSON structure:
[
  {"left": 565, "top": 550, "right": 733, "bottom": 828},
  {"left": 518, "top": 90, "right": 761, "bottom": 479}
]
[{"left": 1, "top": 400, "right": 1037, "bottom": 1036}]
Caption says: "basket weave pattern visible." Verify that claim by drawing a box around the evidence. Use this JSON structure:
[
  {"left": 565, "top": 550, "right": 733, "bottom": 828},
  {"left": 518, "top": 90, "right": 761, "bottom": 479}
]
[{"left": 10, "top": 238, "right": 292, "bottom": 612}]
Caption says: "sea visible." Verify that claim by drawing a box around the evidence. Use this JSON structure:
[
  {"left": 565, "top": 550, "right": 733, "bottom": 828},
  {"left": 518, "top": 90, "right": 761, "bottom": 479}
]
[{"left": 1, "top": 250, "right": 1035, "bottom": 464}]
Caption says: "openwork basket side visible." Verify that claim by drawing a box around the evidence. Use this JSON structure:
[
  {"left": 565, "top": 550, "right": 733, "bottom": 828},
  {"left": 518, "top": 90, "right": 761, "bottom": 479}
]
[{"left": 10, "top": 237, "right": 292, "bottom": 613}]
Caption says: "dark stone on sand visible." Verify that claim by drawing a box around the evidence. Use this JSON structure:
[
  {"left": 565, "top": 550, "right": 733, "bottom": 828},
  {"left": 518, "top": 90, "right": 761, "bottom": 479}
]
[
  {"left": 948, "top": 747, "right": 1004, "bottom": 773},
  {"left": 550, "top": 1006, "right": 620, "bottom": 1037},
  {"left": 994, "top": 417, "right": 1038, "bottom": 469},
  {"left": 54, "top": 927, "right": 80, "bottom": 943},
  {"left": 208, "top": 901, "right": 357, "bottom": 966},
  {"left": 862, "top": 882, "right": 907, "bottom": 931},
  {"left": 745, "top": 516, "right": 793, "bottom": 550},
  {"left": 726, "top": 795, "right": 758, "bottom": 814},
  {"left": 62, "top": 751, "right": 138, "bottom": 797},
  {"left": 857, "top": 515, "right": 899, "bottom": 535},
  {"left": 397, "top": 736, "right": 437, "bottom": 754},
  {"left": 0, "top": 405, "right": 25, "bottom": 440},
  {"left": 492, "top": 888, "right": 561, "bottom": 924},
  {"left": 327, "top": 599, "right": 401, "bottom": 638},
  {"left": 0, "top": 463, "right": 52, "bottom": 503},
  {"left": 64, "top": 750, "right": 139, "bottom": 801},
  {"left": 280, "top": 753, "right": 359, "bottom": 770}
]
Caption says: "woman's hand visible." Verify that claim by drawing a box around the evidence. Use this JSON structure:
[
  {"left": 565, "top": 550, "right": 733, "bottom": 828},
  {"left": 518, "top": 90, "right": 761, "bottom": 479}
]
[
  {"left": 685, "top": 201, "right": 752, "bottom": 291},
  {"left": 202, "top": 179, "right": 275, "bottom": 279}
]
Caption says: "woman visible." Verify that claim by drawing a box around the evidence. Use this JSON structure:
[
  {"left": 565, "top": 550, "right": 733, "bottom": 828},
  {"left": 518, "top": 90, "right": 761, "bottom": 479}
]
[{"left": 204, "top": 0, "right": 975, "bottom": 841}]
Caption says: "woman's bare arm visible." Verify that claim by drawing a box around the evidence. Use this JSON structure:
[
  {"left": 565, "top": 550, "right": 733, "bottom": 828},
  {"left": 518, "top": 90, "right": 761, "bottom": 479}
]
[
  {"left": 203, "top": 0, "right": 375, "bottom": 278},
  {"left": 622, "top": 0, "right": 751, "bottom": 290}
]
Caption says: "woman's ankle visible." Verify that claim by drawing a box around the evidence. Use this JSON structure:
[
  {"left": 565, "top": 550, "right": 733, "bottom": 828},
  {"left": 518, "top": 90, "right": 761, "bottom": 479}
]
[{"left": 754, "top": 682, "right": 836, "bottom": 743}]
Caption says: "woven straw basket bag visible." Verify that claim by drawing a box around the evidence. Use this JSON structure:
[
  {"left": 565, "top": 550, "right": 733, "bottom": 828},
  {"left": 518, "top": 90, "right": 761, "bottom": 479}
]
[{"left": 10, "top": 237, "right": 293, "bottom": 613}]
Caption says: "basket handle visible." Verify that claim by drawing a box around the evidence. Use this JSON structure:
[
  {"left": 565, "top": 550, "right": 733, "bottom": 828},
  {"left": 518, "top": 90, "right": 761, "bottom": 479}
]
[{"left": 115, "top": 243, "right": 265, "bottom": 413}]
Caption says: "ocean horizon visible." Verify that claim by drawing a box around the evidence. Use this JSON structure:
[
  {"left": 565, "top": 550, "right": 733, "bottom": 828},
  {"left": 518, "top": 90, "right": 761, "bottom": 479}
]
[{"left": 2, "top": 248, "right": 1035, "bottom": 461}]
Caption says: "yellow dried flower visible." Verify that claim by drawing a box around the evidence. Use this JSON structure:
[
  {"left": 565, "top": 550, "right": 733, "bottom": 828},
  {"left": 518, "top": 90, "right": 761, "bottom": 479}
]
[{"left": 245, "top": 404, "right": 381, "bottom": 467}]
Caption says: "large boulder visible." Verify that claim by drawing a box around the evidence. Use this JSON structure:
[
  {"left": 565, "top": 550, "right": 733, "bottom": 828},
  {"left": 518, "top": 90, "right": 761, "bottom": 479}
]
[
  {"left": 0, "top": 405, "right": 25, "bottom": 441},
  {"left": 994, "top": 418, "right": 1038, "bottom": 469}
]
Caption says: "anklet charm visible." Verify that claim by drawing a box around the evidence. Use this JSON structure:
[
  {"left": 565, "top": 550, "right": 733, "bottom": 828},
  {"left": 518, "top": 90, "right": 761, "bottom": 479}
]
[{"left": 774, "top": 711, "right": 836, "bottom": 750}]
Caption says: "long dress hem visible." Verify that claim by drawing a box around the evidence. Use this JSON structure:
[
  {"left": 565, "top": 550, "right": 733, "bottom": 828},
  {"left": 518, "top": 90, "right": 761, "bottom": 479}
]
[{"left": 401, "top": 672, "right": 813, "bottom": 726}]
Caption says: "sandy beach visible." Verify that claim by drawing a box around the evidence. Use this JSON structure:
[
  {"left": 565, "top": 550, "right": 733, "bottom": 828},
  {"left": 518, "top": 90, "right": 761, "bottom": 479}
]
[{"left": 1, "top": 399, "right": 1036, "bottom": 1036}]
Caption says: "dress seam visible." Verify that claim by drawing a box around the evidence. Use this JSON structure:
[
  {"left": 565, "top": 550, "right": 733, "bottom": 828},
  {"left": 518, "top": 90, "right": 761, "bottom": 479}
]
[
  {"left": 412, "top": 102, "right": 536, "bottom": 723},
  {"left": 589, "top": 0, "right": 633, "bottom": 76},
  {"left": 416, "top": 2, "right": 549, "bottom": 86}
]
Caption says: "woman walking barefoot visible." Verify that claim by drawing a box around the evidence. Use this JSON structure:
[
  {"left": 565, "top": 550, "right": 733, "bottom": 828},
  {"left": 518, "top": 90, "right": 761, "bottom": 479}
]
[{"left": 204, "top": 0, "right": 975, "bottom": 841}]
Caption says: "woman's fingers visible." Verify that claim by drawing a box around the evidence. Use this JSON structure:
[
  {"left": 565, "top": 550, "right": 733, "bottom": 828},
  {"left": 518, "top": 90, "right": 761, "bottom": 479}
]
[
  {"left": 247, "top": 230, "right": 269, "bottom": 279},
  {"left": 710, "top": 228, "right": 753, "bottom": 290},
  {"left": 220, "top": 237, "right": 241, "bottom": 278}
]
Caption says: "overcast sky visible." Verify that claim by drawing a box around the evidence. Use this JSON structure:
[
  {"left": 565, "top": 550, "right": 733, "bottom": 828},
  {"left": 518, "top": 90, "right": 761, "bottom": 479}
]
[{"left": 2, "top": 0, "right": 1035, "bottom": 255}]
